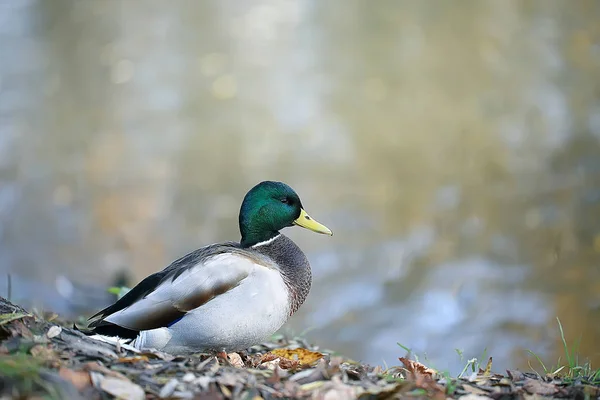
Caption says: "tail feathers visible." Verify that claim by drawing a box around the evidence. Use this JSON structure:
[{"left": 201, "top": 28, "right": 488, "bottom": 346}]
[
  {"left": 74, "top": 321, "right": 140, "bottom": 340},
  {"left": 88, "top": 322, "right": 140, "bottom": 339}
]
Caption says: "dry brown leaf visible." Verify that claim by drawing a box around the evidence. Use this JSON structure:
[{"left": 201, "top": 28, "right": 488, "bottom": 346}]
[
  {"left": 278, "top": 358, "right": 300, "bottom": 370},
  {"left": 271, "top": 348, "right": 323, "bottom": 365},
  {"left": 260, "top": 353, "right": 279, "bottom": 363},
  {"left": 59, "top": 367, "right": 92, "bottom": 391},
  {"left": 116, "top": 355, "right": 150, "bottom": 364},
  {"left": 260, "top": 356, "right": 300, "bottom": 371},
  {"left": 399, "top": 357, "right": 444, "bottom": 398},
  {"left": 415, "top": 373, "right": 445, "bottom": 397},
  {"left": 8, "top": 320, "right": 33, "bottom": 338},
  {"left": 398, "top": 357, "right": 437, "bottom": 378},
  {"left": 522, "top": 378, "right": 559, "bottom": 396}
]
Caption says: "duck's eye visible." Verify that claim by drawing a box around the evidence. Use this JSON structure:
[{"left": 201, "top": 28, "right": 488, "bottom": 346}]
[{"left": 280, "top": 197, "right": 290, "bottom": 204}]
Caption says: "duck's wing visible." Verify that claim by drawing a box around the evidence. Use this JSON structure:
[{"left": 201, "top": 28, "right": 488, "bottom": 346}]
[{"left": 88, "top": 243, "right": 270, "bottom": 335}]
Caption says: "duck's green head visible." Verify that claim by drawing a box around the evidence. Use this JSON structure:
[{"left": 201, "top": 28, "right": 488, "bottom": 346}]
[{"left": 239, "top": 181, "right": 332, "bottom": 247}]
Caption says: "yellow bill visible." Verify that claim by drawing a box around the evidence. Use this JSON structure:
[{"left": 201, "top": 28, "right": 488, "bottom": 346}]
[{"left": 294, "top": 209, "right": 333, "bottom": 236}]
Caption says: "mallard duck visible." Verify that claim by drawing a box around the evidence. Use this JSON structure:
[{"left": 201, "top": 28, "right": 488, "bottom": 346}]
[{"left": 87, "top": 181, "right": 332, "bottom": 354}]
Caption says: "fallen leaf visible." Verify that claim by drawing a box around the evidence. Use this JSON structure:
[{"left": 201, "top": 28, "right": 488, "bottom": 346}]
[
  {"left": 0, "top": 312, "right": 31, "bottom": 326},
  {"left": 399, "top": 357, "right": 444, "bottom": 398},
  {"left": 482, "top": 357, "right": 492, "bottom": 376},
  {"left": 137, "top": 350, "right": 174, "bottom": 360},
  {"left": 47, "top": 326, "right": 62, "bottom": 339},
  {"left": 7, "top": 320, "right": 33, "bottom": 338},
  {"left": 506, "top": 369, "right": 525, "bottom": 381},
  {"left": 260, "top": 358, "right": 282, "bottom": 371},
  {"left": 260, "top": 353, "right": 279, "bottom": 363},
  {"left": 398, "top": 357, "right": 437, "bottom": 378},
  {"left": 227, "top": 352, "right": 244, "bottom": 368},
  {"left": 522, "top": 378, "right": 559, "bottom": 396},
  {"left": 59, "top": 367, "right": 92, "bottom": 391},
  {"left": 278, "top": 357, "right": 300, "bottom": 370},
  {"left": 116, "top": 355, "right": 150, "bottom": 364},
  {"left": 271, "top": 348, "right": 323, "bottom": 365},
  {"left": 99, "top": 376, "right": 145, "bottom": 400}
]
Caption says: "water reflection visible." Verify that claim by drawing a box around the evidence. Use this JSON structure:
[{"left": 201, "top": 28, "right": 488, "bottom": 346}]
[{"left": 1, "top": 0, "right": 599, "bottom": 374}]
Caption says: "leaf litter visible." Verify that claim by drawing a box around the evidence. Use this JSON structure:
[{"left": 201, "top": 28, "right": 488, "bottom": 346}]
[{"left": 1, "top": 297, "right": 599, "bottom": 399}]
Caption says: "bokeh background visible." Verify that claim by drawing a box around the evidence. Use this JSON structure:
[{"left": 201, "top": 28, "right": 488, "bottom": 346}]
[{"left": 1, "top": 0, "right": 600, "bottom": 374}]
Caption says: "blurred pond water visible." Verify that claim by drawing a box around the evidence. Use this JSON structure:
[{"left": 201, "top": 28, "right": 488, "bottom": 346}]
[{"left": 1, "top": 0, "right": 600, "bottom": 374}]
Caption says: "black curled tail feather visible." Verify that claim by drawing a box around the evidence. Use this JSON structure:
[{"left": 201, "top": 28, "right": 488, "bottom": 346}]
[
  {"left": 89, "top": 322, "right": 140, "bottom": 339},
  {"left": 74, "top": 322, "right": 139, "bottom": 340}
]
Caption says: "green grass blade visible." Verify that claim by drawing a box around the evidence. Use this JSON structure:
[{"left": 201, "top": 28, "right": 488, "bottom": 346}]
[
  {"left": 556, "top": 317, "right": 574, "bottom": 368},
  {"left": 527, "top": 349, "right": 548, "bottom": 374}
]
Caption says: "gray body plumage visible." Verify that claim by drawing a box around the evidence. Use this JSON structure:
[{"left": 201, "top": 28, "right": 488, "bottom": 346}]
[{"left": 89, "top": 234, "right": 312, "bottom": 353}]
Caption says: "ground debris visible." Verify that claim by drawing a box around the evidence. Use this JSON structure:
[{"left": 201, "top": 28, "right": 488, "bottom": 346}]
[{"left": 1, "top": 296, "right": 599, "bottom": 399}]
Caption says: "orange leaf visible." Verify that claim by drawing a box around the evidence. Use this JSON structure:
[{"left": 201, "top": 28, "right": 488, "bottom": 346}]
[
  {"left": 271, "top": 348, "right": 324, "bottom": 365},
  {"left": 117, "top": 356, "right": 150, "bottom": 364}
]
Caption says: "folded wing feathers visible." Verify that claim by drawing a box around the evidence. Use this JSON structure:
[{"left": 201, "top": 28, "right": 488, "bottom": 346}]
[
  {"left": 88, "top": 243, "right": 242, "bottom": 325},
  {"left": 93, "top": 253, "right": 259, "bottom": 331}
]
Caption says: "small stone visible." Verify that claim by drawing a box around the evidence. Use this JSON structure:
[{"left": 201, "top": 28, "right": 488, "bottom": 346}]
[{"left": 47, "top": 326, "right": 62, "bottom": 339}]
